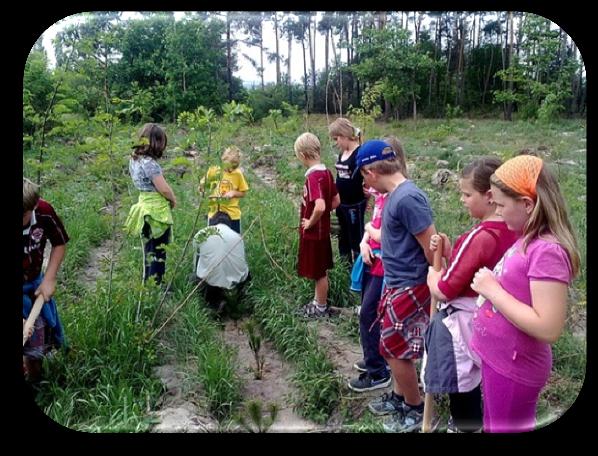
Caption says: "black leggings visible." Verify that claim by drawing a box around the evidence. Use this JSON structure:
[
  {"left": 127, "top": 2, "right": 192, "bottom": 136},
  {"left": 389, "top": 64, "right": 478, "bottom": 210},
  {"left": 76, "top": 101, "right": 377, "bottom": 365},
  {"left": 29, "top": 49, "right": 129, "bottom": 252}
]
[
  {"left": 142, "top": 222, "right": 171, "bottom": 284},
  {"left": 449, "top": 385, "right": 483, "bottom": 432}
]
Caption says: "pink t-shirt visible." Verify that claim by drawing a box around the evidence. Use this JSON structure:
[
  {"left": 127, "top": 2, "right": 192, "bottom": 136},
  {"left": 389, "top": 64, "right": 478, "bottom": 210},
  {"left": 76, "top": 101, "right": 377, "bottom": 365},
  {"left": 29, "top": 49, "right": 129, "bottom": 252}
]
[
  {"left": 471, "top": 236, "right": 573, "bottom": 388},
  {"left": 367, "top": 190, "right": 386, "bottom": 277}
]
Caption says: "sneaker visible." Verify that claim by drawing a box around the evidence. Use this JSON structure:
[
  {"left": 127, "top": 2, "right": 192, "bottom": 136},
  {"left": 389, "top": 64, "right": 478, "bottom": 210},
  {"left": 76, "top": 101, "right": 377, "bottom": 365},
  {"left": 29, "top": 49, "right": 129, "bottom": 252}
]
[
  {"left": 348, "top": 372, "right": 392, "bottom": 392},
  {"left": 368, "top": 392, "right": 404, "bottom": 416},
  {"left": 383, "top": 403, "right": 423, "bottom": 433},
  {"left": 353, "top": 360, "right": 367, "bottom": 372},
  {"left": 299, "top": 301, "right": 329, "bottom": 319}
]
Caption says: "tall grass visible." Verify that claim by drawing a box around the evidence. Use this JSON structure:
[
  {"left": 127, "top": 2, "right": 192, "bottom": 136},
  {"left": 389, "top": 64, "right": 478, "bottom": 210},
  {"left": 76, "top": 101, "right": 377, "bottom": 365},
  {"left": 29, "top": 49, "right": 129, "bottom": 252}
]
[{"left": 27, "top": 115, "right": 585, "bottom": 431}]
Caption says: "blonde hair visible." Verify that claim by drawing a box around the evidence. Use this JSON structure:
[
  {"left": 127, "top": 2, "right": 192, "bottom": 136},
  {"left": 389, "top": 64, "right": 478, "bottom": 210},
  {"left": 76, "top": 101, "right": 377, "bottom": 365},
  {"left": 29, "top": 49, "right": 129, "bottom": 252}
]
[
  {"left": 222, "top": 146, "right": 242, "bottom": 169},
  {"left": 328, "top": 118, "right": 362, "bottom": 143},
  {"left": 382, "top": 136, "right": 409, "bottom": 178},
  {"left": 491, "top": 166, "right": 580, "bottom": 277},
  {"left": 294, "top": 132, "right": 321, "bottom": 160},
  {"left": 23, "top": 177, "right": 40, "bottom": 212}
]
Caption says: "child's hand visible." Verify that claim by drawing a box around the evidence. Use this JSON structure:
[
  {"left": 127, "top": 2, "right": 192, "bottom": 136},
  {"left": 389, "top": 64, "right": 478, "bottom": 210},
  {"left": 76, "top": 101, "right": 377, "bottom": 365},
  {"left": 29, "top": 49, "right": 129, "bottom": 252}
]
[
  {"left": 301, "top": 218, "right": 311, "bottom": 230},
  {"left": 471, "top": 267, "right": 501, "bottom": 301},
  {"left": 35, "top": 278, "right": 56, "bottom": 302},
  {"left": 430, "top": 233, "right": 451, "bottom": 259},
  {"left": 223, "top": 191, "right": 235, "bottom": 199},
  {"left": 169, "top": 198, "right": 177, "bottom": 209},
  {"left": 360, "top": 241, "right": 374, "bottom": 266}
]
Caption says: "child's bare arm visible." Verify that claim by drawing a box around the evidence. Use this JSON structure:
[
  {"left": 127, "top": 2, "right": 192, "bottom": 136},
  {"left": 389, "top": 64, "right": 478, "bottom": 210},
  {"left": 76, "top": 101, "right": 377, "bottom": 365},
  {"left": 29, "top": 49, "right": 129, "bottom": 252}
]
[
  {"left": 152, "top": 174, "right": 177, "bottom": 208},
  {"left": 36, "top": 244, "right": 66, "bottom": 301},
  {"left": 414, "top": 224, "right": 437, "bottom": 266},
  {"left": 224, "top": 190, "right": 246, "bottom": 198}
]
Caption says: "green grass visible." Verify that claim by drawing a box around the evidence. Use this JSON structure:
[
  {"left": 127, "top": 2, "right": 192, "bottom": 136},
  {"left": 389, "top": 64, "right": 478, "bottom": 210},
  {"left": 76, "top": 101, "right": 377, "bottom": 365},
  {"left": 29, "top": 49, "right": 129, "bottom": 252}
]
[{"left": 26, "top": 114, "right": 586, "bottom": 431}]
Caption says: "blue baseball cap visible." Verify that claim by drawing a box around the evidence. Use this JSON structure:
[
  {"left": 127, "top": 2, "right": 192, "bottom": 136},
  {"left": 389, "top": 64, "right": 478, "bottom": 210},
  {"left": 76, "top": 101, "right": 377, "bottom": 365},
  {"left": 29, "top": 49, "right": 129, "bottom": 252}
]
[{"left": 352, "top": 140, "right": 397, "bottom": 178}]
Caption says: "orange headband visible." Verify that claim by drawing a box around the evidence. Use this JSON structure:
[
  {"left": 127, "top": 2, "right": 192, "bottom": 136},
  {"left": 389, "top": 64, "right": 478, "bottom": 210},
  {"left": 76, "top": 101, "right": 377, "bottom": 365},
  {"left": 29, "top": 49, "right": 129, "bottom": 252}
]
[{"left": 494, "top": 155, "right": 543, "bottom": 199}]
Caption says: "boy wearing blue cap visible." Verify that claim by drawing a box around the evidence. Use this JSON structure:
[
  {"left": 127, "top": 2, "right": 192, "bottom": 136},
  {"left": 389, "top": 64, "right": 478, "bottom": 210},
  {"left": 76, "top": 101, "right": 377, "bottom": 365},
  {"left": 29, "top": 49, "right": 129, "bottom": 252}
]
[{"left": 355, "top": 140, "right": 436, "bottom": 432}]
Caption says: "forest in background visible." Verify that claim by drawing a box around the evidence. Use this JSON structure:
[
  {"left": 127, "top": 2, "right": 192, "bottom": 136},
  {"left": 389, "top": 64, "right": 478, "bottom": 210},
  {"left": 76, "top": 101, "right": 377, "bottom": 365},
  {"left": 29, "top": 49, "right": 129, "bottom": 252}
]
[{"left": 24, "top": 11, "right": 586, "bottom": 149}]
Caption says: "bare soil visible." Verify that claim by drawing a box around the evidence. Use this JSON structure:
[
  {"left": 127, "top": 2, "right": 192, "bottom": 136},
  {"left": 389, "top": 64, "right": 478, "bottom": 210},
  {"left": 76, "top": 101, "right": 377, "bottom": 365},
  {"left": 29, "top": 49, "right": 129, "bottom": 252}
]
[{"left": 221, "top": 318, "right": 323, "bottom": 432}]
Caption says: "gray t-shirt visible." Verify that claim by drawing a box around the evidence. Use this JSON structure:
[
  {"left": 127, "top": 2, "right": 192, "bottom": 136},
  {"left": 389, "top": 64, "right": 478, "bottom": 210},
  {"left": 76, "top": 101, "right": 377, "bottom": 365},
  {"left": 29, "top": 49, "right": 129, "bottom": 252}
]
[
  {"left": 129, "top": 156, "right": 162, "bottom": 191},
  {"left": 381, "top": 180, "right": 434, "bottom": 288}
]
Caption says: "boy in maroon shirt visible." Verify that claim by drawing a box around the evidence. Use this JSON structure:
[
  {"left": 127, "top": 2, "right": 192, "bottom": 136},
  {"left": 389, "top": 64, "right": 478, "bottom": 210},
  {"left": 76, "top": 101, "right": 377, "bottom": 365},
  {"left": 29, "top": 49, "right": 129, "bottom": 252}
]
[
  {"left": 294, "top": 133, "right": 340, "bottom": 318},
  {"left": 23, "top": 177, "right": 69, "bottom": 382}
]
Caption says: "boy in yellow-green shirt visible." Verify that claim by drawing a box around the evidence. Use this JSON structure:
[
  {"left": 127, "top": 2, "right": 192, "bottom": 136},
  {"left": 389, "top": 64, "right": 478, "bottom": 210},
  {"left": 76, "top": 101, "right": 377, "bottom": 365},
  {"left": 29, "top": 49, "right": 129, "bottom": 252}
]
[{"left": 200, "top": 146, "right": 249, "bottom": 234}]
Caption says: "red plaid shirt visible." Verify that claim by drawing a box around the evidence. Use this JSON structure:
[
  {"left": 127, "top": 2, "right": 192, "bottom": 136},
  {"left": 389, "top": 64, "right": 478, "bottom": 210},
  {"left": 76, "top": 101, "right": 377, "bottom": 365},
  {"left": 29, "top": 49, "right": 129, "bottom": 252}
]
[{"left": 23, "top": 199, "right": 69, "bottom": 282}]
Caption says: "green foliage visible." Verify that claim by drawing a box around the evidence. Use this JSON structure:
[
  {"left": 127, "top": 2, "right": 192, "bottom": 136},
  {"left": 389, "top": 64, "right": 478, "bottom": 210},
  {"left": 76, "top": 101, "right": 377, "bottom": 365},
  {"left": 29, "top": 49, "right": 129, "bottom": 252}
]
[
  {"left": 236, "top": 400, "right": 279, "bottom": 433},
  {"left": 246, "top": 84, "right": 303, "bottom": 120},
  {"left": 243, "top": 318, "right": 265, "bottom": 379},
  {"left": 221, "top": 100, "right": 254, "bottom": 124},
  {"left": 176, "top": 105, "right": 216, "bottom": 152},
  {"left": 444, "top": 104, "right": 464, "bottom": 120}
]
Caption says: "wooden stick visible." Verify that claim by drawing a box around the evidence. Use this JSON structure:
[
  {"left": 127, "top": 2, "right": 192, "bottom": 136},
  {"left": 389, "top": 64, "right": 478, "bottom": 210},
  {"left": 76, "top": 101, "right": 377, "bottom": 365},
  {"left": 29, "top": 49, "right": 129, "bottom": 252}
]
[
  {"left": 23, "top": 294, "right": 45, "bottom": 347},
  {"left": 421, "top": 237, "right": 443, "bottom": 433}
]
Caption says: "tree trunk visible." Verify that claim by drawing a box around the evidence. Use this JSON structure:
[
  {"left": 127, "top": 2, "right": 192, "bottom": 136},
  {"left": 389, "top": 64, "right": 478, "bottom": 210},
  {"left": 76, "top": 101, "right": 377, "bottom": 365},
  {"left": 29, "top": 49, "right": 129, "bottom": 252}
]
[
  {"left": 477, "top": 12, "right": 482, "bottom": 48},
  {"left": 455, "top": 16, "right": 465, "bottom": 107},
  {"left": 325, "top": 70, "right": 331, "bottom": 123},
  {"left": 428, "top": 18, "right": 439, "bottom": 111},
  {"left": 506, "top": 11, "right": 515, "bottom": 121},
  {"left": 227, "top": 13, "right": 233, "bottom": 101},
  {"left": 259, "top": 25, "right": 265, "bottom": 90},
  {"left": 274, "top": 13, "right": 281, "bottom": 85},
  {"left": 412, "top": 91, "right": 417, "bottom": 122},
  {"left": 325, "top": 29, "right": 329, "bottom": 76},
  {"left": 516, "top": 13, "right": 524, "bottom": 58},
  {"left": 302, "top": 37, "right": 308, "bottom": 112},
  {"left": 330, "top": 30, "right": 341, "bottom": 115},
  {"left": 345, "top": 18, "right": 352, "bottom": 106},
  {"left": 308, "top": 15, "right": 316, "bottom": 112},
  {"left": 444, "top": 14, "right": 452, "bottom": 108},
  {"left": 287, "top": 33, "right": 292, "bottom": 103},
  {"left": 499, "top": 13, "right": 507, "bottom": 118},
  {"left": 482, "top": 45, "right": 495, "bottom": 105}
]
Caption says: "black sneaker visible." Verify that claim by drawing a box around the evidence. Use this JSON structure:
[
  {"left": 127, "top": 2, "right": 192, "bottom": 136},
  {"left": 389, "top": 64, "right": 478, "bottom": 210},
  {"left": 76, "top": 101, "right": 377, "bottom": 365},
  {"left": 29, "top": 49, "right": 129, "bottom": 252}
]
[
  {"left": 368, "top": 392, "right": 404, "bottom": 415},
  {"left": 348, "top": 372, "right": 392, "bottom": 392},
  {"left": 353, "top": 360, "right": 367, "bottom": 372}
]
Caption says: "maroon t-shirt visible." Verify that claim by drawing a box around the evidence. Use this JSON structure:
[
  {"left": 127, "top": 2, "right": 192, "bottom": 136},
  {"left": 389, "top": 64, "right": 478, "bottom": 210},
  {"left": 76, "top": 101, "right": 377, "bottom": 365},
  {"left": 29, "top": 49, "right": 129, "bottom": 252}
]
[
  {"left": 300, "top": 167, "right": 338, "bottom": 241},
  {"left": 438, "top": 220, "right": 517, "bottom": 300},
  {"left": 23, "top": 199, "right": 69, "bottom": 282}
]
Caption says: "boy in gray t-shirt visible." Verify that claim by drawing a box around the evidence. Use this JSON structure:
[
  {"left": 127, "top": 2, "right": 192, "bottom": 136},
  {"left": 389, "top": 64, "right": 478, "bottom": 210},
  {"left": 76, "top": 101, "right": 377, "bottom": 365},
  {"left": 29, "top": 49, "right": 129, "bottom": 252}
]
[{"left": 354, "top": 140, "right": 436, "bottom": 433}]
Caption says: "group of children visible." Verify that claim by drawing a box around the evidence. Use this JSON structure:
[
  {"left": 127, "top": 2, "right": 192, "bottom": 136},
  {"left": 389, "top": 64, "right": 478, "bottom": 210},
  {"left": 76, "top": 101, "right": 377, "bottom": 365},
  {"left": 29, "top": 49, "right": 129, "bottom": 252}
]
[
  {"left": 293, "top": 119, "right": 580, "bottom": 433},
  {"left": 23, "top": 118, "right": 581, "bottom": 433}
]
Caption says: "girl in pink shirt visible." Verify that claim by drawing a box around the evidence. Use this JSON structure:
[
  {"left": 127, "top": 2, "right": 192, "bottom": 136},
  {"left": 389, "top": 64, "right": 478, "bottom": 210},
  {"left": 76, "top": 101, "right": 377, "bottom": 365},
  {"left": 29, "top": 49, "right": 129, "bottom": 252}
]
[
  {"left": 425, "top": 157, "right": 517, "bottom": 433},
  {"left": 470, "top": 155, "right": 581, "bottom": 433}
]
